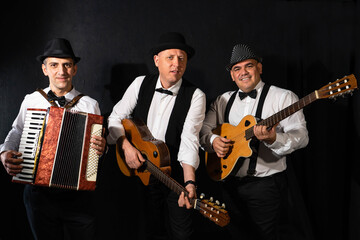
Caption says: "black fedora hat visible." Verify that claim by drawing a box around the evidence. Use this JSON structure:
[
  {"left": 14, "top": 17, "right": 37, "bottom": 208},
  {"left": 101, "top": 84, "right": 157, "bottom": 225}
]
[
  {"left": 149, "top": 32, "right": 195, "bottom": 59},
  {"left": 37, "top": 38, "right": 81, "bottom": 63},
  {"left": 226, "top": 43, "right": 262, "bottom": 71}
]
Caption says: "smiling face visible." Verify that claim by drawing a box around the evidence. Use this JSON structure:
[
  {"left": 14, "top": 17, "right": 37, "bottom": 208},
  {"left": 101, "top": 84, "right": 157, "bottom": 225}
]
[
  {"left": 42, "top": 57, "right": 77, "bottom": 95},
  {"left": 153, "top": 49, "right": 188, "bottom": 89},
  {"left": 230, "top": 58, "right": 262, "bottom": 93}
]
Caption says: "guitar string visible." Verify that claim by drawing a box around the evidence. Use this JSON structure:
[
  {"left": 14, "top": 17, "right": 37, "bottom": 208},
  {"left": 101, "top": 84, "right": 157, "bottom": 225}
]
[
  {"left": 243, "top": 92, "right": 316, "bottom": 140},
  {"left": 145, "top": 158, "right": 229, "bottom": 222},
  {"left": 221, "top": 92, "right": 316, "bottom": 161},
  {"left": 128, "top": 120, "right": 230, "bottom": 225}
]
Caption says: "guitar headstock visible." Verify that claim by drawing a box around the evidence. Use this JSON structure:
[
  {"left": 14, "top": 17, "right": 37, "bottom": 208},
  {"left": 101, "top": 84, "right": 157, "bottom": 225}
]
[
  {"left": 316, "top": 74, "right": 358, "bottom": 100},
  {"left": 195, "top": 193, "right": 230, "bottom": 227}
]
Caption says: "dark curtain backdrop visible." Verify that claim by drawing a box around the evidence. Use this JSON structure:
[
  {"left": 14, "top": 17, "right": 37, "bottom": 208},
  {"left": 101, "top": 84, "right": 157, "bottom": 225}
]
[{"left": 1, "top": 0, "right": 360, "bottom": 239}]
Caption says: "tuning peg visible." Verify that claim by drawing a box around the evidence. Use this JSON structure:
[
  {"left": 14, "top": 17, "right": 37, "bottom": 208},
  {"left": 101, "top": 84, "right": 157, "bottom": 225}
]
[
  {"left": 221, "top": 203, "right": 226, "bottom": 209},
  {"left": 344, "top": 90, "right": 354, "bottom": 97},
  {"left": 210, "top": 197, "right": 214, "bottom": 202},
  {"left": 200, "top": 193, "right": 205, "bottom": 199},
  {"left": 215, "top": 200, "right": 220, "bottom": 206}
]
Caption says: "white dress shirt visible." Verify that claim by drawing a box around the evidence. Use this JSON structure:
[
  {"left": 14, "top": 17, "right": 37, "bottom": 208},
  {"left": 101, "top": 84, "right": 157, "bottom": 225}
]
[
  {"left": 200, "top": 80, "right": 309, "bottom": 177},
  {"left": 107, "top": 75, "right": 206, "bottom": 169},
  {"left": 1, "top": 87, "right": 101, "bottom": 153}
]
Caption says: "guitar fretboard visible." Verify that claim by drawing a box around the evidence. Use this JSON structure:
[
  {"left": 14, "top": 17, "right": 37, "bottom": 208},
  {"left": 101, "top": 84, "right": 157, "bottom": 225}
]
[
  {"left": 145, "top": 159, "right": 201, "bottom": 207},
  {"left": 145, "top": 159, "right": 187, "bottom": 195},
  {"left": 245, "top": 91, "right": 317, "bottom": 140}
]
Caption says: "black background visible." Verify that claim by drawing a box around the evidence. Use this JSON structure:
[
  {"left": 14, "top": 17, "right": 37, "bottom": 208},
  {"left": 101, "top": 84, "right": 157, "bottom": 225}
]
[{"left": 1, "top": 0, "right": 360, "bottom": 239}]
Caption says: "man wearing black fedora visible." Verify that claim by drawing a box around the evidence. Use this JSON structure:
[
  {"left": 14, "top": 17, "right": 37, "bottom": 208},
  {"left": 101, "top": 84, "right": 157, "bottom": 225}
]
[
  {"left": 107, "top": 32, "right": 206, "bottom": 239},
  {"left": 200, "top": 44, "right": 309, "bottom": 240},
  {"left": 1, "top": 38, "right": 106, "bottom": 239}
]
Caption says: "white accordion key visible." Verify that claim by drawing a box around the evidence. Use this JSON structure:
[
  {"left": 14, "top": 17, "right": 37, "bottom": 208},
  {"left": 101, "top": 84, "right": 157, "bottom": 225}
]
[
  {"left": 86, "top": 124, "right": 102, "bottom": 181},
  {"left": 13, "top": 108, "right": 46, "bottom": 183}
]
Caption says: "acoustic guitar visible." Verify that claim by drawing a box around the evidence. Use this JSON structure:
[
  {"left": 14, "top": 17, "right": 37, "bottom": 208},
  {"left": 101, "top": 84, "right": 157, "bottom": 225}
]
[
  {"left": 116, "top": 118, "right": 230, "bottom": 227},
  {"left": 206, "top": 74, "right": 358, "bottom": 181}
]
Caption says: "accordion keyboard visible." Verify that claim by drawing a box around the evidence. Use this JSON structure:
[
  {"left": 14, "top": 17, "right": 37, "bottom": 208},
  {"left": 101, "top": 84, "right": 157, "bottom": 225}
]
[{"left": 13, "top": 109, "right": 47, "bottom": 183}]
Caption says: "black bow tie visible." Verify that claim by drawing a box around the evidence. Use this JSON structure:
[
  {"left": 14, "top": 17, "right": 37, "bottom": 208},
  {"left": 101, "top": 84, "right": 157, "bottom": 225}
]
[
  {"left": 47, "top": 90, "right": 66, "bottom": 107},
  {"left": 155, "top": 88, "right": 173, "bottom": 95},
  {"left": 238, "top": 89, "right": 257, "bottom": 100}
]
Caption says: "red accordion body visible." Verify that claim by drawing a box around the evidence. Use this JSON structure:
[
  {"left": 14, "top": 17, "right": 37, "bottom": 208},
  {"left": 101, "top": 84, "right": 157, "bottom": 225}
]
[{"left": 13, "top": 106, "right": 103, "bottom": 191}]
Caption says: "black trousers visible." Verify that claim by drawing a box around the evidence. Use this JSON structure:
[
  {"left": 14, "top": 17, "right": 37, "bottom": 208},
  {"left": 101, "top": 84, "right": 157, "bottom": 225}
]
[
  {"left": 23, "top": 185, "right": 96, "bottom": 240},
  {"left": 222, "top": 171, "right": 287, "bottom": 240},
  {"left": 144, "top": 181, "right": 194, "bottom": 240}
]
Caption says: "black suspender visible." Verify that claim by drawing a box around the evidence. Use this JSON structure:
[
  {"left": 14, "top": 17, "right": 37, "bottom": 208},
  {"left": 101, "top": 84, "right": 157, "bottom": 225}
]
[
  {"left": 224, "top": 91, "right": 238, "bottom": 123},
  {"left": 255, "top": 84, "right": 270, "bottom": 120},
  {"left": 247, "top": 84, "right": 270, "bottom": 176}
]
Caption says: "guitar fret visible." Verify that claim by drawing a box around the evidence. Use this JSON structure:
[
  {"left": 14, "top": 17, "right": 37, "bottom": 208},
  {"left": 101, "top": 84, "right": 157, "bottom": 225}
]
[
  {"left": 281, "top": 108, "right": 286, "bottom": 121},
  {"left": 245, "top": 91, "right": 318, "bottom": 141},
  {"left": 147, "top": 157, "right": 229, "bottom": 226},
  {"left": 245, "top": 127, "right": 254, "bottom": 139},
  {"left": 146, "top": 159, "right": 185, "bottom": 196}
]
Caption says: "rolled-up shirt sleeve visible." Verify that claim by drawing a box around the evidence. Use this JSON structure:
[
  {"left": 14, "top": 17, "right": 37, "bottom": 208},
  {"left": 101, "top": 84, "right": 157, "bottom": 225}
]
[
  {"left": 1, "top": 97, "right": 28, "bottom": 153},
  {"left": 200, "top": 93, "right": 230, "bottom": 153},
  {"left": 264, "top": 91, "right": 309, "bottom": 155},
  {"left": 177, "top": 89, "right": 206, "bottom": 170},
  {"left": 107, "top": 76, "right": 143, "bottom": 145}
]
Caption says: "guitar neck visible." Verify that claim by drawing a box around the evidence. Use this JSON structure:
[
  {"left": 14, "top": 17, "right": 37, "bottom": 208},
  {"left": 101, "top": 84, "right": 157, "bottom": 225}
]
[
  {"left": 245, "top": 91, "right": 317, "bottom": 139},
  {"left": 145, "top": 159, "right": 188, "bottom": 196}
]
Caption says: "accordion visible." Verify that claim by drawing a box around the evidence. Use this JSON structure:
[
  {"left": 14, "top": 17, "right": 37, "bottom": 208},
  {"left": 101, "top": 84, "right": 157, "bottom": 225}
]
[{"left": 12, "top": 106, "right": 103, "bottom": 191}]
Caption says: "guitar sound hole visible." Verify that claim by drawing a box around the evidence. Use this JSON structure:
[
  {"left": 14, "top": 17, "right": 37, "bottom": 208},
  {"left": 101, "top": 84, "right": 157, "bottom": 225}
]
[
  {"left": 223, "top": 165, "right": 227, "bottom": 169},
  {"left": 245, "top": 120, "right": 251, "bottom": 127},
  {"left": 153, "top": 151, "right": 158, "bottom": 158}
]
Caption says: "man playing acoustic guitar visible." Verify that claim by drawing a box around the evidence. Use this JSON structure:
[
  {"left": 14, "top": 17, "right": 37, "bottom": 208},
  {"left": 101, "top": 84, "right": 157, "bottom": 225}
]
[
  {"left": 107, "top": 32, "right": 206, "bottom": 240},
  {"left": 200, "top": 44, "right": 309, "bottom": 240}
]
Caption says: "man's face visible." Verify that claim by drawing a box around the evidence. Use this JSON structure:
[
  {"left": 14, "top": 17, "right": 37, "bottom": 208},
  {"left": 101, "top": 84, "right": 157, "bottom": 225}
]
[
  {"left": 154, "top": 49, "right": 187, "bottom": 89},
  {"left": 42, "top": 57, "right": 77, "bottom": 94},
  {"left": 230, "top": 59, "right": 262, "bottom": 93}
]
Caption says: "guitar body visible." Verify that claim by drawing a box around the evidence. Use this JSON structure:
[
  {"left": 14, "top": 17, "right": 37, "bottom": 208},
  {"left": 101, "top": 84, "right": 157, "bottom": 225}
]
[
  {"left": 116, "top": 118, "right": 171, "bottom": 185},
  {"left": 206, "top": 115, "right": 257, "bottom": 181}
]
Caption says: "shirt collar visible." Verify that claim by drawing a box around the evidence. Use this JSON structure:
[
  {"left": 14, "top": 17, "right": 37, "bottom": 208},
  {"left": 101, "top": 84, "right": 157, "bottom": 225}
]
[
  {"left": 44, "top": 86, "right": 78, "bottom": 101},
  {"left": 237, "top": 80, "right": 265, "bottom": 95},
  {"left": 155, "top": 76, "right": 182, "bottom": 96}
]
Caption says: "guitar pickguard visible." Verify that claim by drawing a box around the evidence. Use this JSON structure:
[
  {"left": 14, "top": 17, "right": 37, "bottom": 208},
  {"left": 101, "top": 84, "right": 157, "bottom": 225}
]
[{"left": 206, "top": 115, "right": 257, "bottom": 181}]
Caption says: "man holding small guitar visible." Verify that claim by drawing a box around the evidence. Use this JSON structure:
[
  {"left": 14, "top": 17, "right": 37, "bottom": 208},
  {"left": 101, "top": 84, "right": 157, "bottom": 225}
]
[
  {"left": 200, "top": 44, "right": 309, "bottom": 240},
  {"left": 107, "top": 32, "right": 206, "bottom": 240}
]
